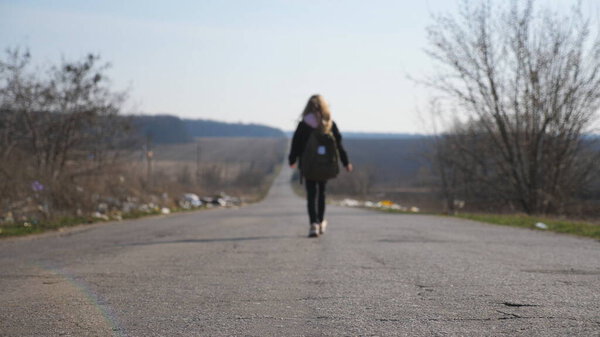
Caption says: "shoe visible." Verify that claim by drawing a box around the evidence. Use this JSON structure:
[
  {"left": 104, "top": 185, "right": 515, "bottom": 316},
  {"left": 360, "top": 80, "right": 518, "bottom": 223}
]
[
  {"left": 309, "top": 223, "right": 319, "bottom": 237},
  {"left": 319, "top": 220, "right": 327, "bottom": 235}
]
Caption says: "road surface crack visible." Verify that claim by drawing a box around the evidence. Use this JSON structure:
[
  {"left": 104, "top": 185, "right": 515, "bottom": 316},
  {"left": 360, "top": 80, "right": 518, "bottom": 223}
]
[
  {"left": 424, "top": 318, "right": 493, "bottom": 322},
  {"left": 416, "top": 284, "right": 434, "bottom": 296},
  {"left": 496, "top": 310, "right": 524, "bottom": 319},
  {"left": 369, "top": 255, "right": 386, "bottom": 266},
  {"left": 501, "top": 301, "right": 538, "bottom": 307}
]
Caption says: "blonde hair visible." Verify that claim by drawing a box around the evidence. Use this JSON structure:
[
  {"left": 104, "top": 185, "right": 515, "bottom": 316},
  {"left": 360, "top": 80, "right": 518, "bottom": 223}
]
[{"left": 302, "top": 94, "right": 333, "bottom": 133}]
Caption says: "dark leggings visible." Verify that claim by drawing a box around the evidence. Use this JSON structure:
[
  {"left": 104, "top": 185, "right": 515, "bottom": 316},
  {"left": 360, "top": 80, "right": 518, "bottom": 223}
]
[{"left": 305, "top": 180, "right": 326, "bottom": 224}]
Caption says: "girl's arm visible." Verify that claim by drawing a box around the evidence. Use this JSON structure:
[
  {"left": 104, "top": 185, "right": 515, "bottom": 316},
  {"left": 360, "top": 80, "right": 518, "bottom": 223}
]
[
  {"left": 332, "top": 122, "right": 350, "bottom": 168},
  {"left": 288, "top": 123, "right": 303, "bottom": 166}
]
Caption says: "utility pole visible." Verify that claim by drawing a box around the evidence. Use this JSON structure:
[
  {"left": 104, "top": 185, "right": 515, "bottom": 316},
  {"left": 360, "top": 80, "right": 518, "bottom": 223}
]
[
  {"left": 195, "top": 143, "right": 201, "bottom": 185},
  {"left": 146, "top": 137, "right": 153, "bottom": 187}
]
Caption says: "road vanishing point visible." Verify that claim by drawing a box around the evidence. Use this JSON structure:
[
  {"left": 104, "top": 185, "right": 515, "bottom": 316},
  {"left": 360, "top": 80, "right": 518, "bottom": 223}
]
[{"left": 1, "top": 165, "right": 599, "bottom": 336}]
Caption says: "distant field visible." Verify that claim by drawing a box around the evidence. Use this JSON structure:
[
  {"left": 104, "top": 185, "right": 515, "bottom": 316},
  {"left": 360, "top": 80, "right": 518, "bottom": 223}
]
[
  {"left": 151, "top": 136, "right": 433, "bottom": 207},
  {"left": 341, "top": 138, "right": 430, "bottom": 187},
  {"left": 146, "top": 137, "right": 288, "bottom": 201},
  {"left": 151, "top": 137, "right": 424, "bottom": 190},
  {"left": 287, "top": 137, "right": 439, "bottom": 211},
  {"left": 154, "top": 137, "right": 287, "bottom": 163}
]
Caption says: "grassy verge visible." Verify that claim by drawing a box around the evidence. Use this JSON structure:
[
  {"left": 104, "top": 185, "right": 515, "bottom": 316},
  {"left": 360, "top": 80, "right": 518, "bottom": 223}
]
[
  {"left": 455, "top": 213, "right": 600, "bottom": 240},
  {"left": 327, "top": 196, "right": 600, "bottom": 240},
  {"left": 0, "top": 216, "right": 91, "bottom": 237},
  {"left": 0, "top": 209, "right": 165, "bottom": 239}
]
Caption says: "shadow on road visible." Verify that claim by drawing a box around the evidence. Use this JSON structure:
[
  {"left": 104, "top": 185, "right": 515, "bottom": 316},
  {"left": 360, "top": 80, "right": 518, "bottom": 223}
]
[{"left": 122, "top": 235, "right": 295, "bottom": 246}]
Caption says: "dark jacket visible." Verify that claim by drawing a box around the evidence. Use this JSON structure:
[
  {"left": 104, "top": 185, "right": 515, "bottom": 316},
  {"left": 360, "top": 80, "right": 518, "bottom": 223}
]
[{"left": 288, "top": 120, "right": 350, "bottom": 168}]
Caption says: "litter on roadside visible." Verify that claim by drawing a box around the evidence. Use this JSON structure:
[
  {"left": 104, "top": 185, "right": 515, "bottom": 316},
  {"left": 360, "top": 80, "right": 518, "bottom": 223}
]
[{"left": 337, "top": 199, "right": 419, "bottom": 213}]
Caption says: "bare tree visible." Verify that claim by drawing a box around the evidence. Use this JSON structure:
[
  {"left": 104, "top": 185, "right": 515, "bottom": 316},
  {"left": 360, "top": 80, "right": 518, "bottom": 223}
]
[
  {"left": 0, "top": 49, "right": 130, "bottom": 217},
  {"left": 425, "top": 0, "right": 600, "bottom": 214}
]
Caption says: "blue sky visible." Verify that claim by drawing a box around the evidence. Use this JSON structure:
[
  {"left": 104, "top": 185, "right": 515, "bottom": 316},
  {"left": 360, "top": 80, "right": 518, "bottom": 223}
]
[{"left": 1, "top": 0, "right": 596, "bottom": 133}]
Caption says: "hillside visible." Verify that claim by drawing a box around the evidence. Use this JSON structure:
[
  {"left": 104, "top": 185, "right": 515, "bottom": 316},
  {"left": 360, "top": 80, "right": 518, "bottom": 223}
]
[
  {"left": 184, "top": 119, "right": 285, "bottom": 138},
  {"left": 131, "top": 115, "right": 285, "bottom": 144},
  {"left": 132, "top": 115, "right": 193, "bottom": 144}
]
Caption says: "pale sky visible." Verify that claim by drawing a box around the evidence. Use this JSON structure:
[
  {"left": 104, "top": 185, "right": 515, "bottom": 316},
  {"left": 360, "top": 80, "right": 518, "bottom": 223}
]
[{"left": 1, "top": 0, "right": 596, "bottom": 133}]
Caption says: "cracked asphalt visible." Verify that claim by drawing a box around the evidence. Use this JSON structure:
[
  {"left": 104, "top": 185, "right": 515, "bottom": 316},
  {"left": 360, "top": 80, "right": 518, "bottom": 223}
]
[{"left": 1, "top": 165, "right": 599, "bottom": 336}]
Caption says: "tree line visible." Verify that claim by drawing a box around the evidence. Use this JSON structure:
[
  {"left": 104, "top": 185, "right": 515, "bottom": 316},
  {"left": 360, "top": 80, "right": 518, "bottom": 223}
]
[{"left": 133, "top": 115, "right": 286, "bottom": 145}]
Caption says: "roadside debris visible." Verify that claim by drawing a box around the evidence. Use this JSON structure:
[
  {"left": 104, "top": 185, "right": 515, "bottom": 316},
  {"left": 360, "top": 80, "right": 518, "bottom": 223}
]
[
  {"left": 92, "top": 212, "right": 110, "bottom": 221},
  {"left": 535, "top": 222, "right": 548, "bottom": 230},
  {"left": 340, "top": 199, "right": 361, "bottom": 207},
  {"left": 0, "top": 191, "right": 243, "bottom": 229},
  {"left": 337, "top": 198, "right": 420, "bottom": 213},
  {"left": 179, "top": 193, "right": 202, "bottom": 209}
]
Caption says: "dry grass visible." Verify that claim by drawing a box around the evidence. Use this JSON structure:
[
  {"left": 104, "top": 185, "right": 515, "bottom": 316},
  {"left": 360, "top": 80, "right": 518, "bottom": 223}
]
[{"left": 1, "top": 137, "right": 288, "bottom": 237}]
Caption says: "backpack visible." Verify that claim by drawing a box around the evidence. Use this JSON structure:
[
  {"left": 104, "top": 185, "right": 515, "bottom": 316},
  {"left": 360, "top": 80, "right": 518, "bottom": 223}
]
[{"left": 301, "top": 129, "right": 340, "bottom": 181}]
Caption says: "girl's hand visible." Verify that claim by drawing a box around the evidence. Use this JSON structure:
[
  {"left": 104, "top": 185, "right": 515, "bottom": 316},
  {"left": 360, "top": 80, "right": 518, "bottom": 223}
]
[
  {"left": 290, "top": 163, "right": 297, "bottom": 169},
  {"left": 345, "top": 163, "right": 353, "bottom": 172}
]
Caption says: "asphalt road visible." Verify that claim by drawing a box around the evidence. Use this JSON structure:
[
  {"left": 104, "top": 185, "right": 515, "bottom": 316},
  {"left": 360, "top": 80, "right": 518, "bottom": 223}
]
[{"left": 1, "top": 165, "right": 599, "bottom": 336}]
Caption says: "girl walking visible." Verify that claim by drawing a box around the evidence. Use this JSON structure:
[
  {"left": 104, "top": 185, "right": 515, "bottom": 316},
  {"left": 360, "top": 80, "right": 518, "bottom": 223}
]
[{"left": 289, "top": 94, "right": 353, "bottom": 237}]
